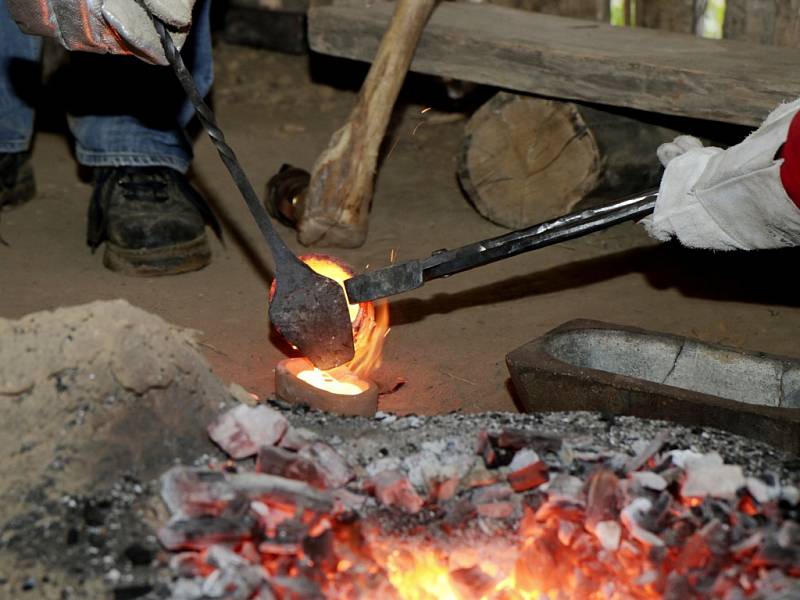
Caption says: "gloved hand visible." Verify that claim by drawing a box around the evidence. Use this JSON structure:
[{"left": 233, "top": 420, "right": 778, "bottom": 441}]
[
  {"left": 644, "top": 98, "right": 800, "bottom": 250},
  {"left": 7, "top": 0, "right": 194, "bottom": 65}
]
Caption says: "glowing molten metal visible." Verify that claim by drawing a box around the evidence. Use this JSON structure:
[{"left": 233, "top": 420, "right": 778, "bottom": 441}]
[{"left": 273, "top": 254, "right": 389, "bottom": 395}]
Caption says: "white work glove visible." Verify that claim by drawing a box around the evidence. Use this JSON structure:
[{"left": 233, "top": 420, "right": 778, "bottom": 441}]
[
  {"left": 7, "top": 0, "right": 194, "bottom": 65},
  {"left": 643, "top": 98, "right": 800, "bottom": 250}
]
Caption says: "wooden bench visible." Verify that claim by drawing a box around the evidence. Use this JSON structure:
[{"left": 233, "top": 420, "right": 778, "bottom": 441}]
[{"left": 308, "top": 1, "right": 800, "bottom": 126}]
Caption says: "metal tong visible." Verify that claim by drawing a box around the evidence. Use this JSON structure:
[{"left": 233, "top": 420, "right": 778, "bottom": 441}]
[
  {"left": 344, "top": 190, "right": 658, "bottom": 303},
  {"left": 153, "top": 20, "right": 355, "bottom": 370}
]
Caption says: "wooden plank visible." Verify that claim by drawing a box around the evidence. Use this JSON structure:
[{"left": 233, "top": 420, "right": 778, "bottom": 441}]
[
  {"left": 308, "top": 2, "right": 800, "bottom": 125},
  {"left": 724, "top": 0, "right": 800, "bottom": 48}
]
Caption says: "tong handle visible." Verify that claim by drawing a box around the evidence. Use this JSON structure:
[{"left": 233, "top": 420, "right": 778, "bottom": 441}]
[
  {"left": 345, "top": 189, "right": 658, "bottom": 303},
  {"left": 421, "top": 189, "right": 659, "bottom": 281}
]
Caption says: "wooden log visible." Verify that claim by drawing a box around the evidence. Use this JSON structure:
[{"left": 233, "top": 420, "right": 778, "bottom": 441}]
[
  {"left": 308, "top": 1, "right": 800, "bottom": 126},
  {"left": 456, "top": 93, "right": 679, "bottom": 229},
  {"left": 298, "top": 0, "right": 438, "bottom": 248},
  {"left": 724, "top": 0, "right": 800, "bottom": 48}
]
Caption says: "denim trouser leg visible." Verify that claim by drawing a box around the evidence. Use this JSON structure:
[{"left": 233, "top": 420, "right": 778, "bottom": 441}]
[
  {"left": 0, "top": 0, "right": 41, "bottom": 153},
  {"left": 67, "top": 0, "right": 213, "bottom": 173}
]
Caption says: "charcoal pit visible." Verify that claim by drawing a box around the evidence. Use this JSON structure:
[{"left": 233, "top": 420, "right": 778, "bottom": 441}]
[{"left": 151, "top": 404, "right": 800, "bottom": 600}]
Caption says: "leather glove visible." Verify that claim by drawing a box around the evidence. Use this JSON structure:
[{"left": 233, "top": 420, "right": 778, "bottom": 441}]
[
  {"left": 6, "top": 0, "right": 194, "bottom": 65},
  {"left": 643, "top": 98, "right": 800, "bottom": 250}
]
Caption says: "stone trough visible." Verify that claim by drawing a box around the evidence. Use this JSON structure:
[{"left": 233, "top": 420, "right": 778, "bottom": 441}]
[{"left": 507, "top": 319, "right": 800, "bottom": 454}]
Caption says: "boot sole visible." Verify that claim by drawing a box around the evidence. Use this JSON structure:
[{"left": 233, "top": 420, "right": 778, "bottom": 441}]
[{"left": 103, "top": 234, "right": 212, "bottom": 277}]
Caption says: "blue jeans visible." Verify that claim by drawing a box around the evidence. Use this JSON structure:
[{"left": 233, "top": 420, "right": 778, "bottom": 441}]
[{"left": 0, "top": 0, "right": 212, "bottom": 173}]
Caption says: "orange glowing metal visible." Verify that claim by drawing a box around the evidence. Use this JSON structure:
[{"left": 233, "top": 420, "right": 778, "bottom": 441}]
[{"left": 282, "top": 254, "right": 390, "bottom": 395}]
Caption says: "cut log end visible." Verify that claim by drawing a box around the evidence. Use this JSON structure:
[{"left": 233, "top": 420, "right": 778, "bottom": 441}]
[
  {"left": 458, "top": 92, "right": 676, "bottom": 229},
  {"left": 457, "top": 93, "right": 602, "bottom": 229}
]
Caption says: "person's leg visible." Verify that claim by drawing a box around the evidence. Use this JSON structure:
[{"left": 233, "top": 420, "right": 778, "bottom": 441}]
[
  {"left": 67, "top": 0, "right": 213, "bottom": 172},
  {"left": 0, "top": 0, "right": 41, "bottom": 207},
  {"left": 67, "top": 0, "right": 220, "bottom": 276}
]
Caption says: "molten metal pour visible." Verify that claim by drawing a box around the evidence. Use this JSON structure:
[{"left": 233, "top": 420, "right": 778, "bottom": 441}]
[{"left": 270, "top": 255, "right": 389, "bottom": 407}]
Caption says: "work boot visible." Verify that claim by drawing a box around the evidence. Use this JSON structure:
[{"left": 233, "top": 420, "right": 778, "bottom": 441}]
[
  {"left": 0, "top": 152, "right": 36, "bottom": 210},
  {"left": 87, "top": 166, "right": 222, "bottom": 276}
]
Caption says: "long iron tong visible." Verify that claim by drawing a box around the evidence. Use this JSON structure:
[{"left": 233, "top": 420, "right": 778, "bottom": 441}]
[{"left": 344, "top": 190, "right": 658, "bottom": 303}]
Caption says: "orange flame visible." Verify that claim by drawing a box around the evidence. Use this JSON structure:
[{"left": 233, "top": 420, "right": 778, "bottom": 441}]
[{"left": 274, "top": 254, "right": 389, "bottom": 394}]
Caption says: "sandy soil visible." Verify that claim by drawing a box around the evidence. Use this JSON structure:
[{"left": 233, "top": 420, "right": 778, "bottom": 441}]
[{"left": 1, "top": 43, "right": 799, "bottom": 416}]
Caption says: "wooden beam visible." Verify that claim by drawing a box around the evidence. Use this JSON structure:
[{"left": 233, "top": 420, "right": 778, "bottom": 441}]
[{"left": 308, "top": 1, "right": 800, "bottom": 125}]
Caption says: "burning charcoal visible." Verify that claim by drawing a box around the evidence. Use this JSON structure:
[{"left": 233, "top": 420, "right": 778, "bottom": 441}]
[
  {"left": 476, "top": 432, "right": 514, "bottom": 468},
  {"left": 620, "top": 498, "right": 664, "bottom": 548},
  {"left": 594, "top": 520, "right": 622, "bottom": 551},
  {"left": 297, "top": 442, "right": 354, "bottom": 488},
  {"left": 665, "top": 449, "right": 705, "bottom": 469},
  {"left": 682, "top": 453, "right": 745, "bottom": 501},
  {"left": 507, "top": 460, "right": 549, "bottom": 493},
  {"left": 508, "top": 448, "right": 539, "bottom": 471},
  {"left": 663, "top": 572, "right": 691, "bottom": 600},
  {"left": 268, "top": 576, "right": 324, "bottom": 600},
  {"left": 460, "top": 460, "right": 500, "bottom": 489},
  {"left": 303, "top": 530, "right": 337, "bottom": 573},
  {"left": 429, "top": 475, "right": 460, "bottom": 502},
  {"left": 781, "top": 485, "right": 800, "bottom": 506},
  {"left": 585, "top": 469, "right": 620, "bottom": 528},
  {"left": 227, "top": 472, "right": 333, "bottom": 513},
  {"left": 731, "top": 532, "right": 763, "bottom": 555},
  {"left": 170, "top": 578, "right": 204, "bottom": 600},
  {"left": 208, "top": 404, "right": 288, "bottom": 459},
  {"left": 472, "top": 483, "right": 513, "bottom": 504},
  {"left": 252, "top": 585, "right": 277, "bottom": 600},
  {"left": 256, "top": 446, "right": 329, "bottom": 489},
  {"left": 158, "top": 514, "right": 256, "bottom": 550},
  {"left": 625, "top": 431, "right": 668, "bottom": 472},
  {"left": 746, "top": 477, "right": 781, "bottom": 504},
  {"left": 476, "top": 501, "right": 515, "bottom": 519},
  {"left": 558, "top": 520, "right": 577, "bottom": 545},
  {"left": 259, "top": 518, "right": 309, "bottom": 555},
  {"left": 206, "top": 544, "right": 250, "bottom": 569},
  {"left": 161, "top": 466, "right": 239, "bottom": 518},
  {"left": 545, "top": 474, "right": 584, "bottom": 504},
  {"left": 170, "top": 552, "right": 205, "bottom": 578},
  {"left": 279, "top": 427, "right": 320, "bottom": 451},
  {"left": 450, "top": 566, "right": 498, "bottom": 598},
  {"left": 202, "top": 564, "right": 265, "bottom": 600},
  {"left": 629, "top": 471, "right": 668, "bottom": 492},
  {"left": 777, "top": 520, "right": 800, "bottom": 548},
  {"left": 497, "top": 428, "right": 562, "bottom": 454},
  {"left": 332, "top": 488, "right": 368, "bottom": 515},
  {"left": 369, "top": 470, "right": 424, "bottom": 514},
  {"left": 442, "top": 499, "right": 478, "bottom": 531}
]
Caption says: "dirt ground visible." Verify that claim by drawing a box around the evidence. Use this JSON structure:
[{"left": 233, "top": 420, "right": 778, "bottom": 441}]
[{"left": 1, "top": 43, "right": 799, "bottom": 415}]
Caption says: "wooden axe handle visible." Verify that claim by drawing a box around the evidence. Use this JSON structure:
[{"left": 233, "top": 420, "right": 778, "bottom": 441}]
[{"left": 299, "top": 0, "right": 438, "bottom": 247}]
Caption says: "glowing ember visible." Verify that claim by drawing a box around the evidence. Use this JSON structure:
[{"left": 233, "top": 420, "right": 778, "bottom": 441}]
[{"left": 272, "top": 254, "right": 390, "bottom": 394}]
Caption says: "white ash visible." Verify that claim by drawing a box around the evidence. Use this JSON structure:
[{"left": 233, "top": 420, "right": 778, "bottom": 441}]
[{"left": 207, "top": 404, "right": 288, "bottom": 459}]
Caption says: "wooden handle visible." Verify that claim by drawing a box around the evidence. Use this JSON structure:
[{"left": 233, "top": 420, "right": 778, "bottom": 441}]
[{"left": 299, "top": 0, "right": 438, "bottom": 248}]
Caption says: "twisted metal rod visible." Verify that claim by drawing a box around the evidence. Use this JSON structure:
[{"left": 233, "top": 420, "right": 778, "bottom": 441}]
[{"left": 153, "top": 19, "right": 294, "bottom": 263}]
